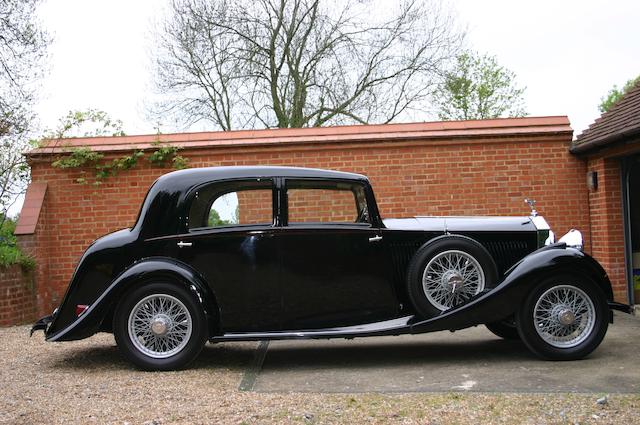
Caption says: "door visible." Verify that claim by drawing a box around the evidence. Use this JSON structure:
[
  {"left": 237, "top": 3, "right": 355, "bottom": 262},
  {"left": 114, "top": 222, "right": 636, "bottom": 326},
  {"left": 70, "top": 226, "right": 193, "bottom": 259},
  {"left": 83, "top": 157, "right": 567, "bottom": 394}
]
[
  {"left": 174, "top": 178, "right": 281, "bottom": 332},
  {"left": 277, "top": 179, "right": 397, "bottom": 329},
  {"left": 623, "top": 155, "right": 640, "bottom": 304}
]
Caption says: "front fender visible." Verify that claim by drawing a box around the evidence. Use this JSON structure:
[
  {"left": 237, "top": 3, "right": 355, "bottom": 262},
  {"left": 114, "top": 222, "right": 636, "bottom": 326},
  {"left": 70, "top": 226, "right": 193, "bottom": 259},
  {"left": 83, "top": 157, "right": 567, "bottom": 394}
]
[
  {"left": 46, "top": 258, "right": 218, "bottom": 342},
  {"left": 410, "top": 244, "right": 613, "bottom": 333}
]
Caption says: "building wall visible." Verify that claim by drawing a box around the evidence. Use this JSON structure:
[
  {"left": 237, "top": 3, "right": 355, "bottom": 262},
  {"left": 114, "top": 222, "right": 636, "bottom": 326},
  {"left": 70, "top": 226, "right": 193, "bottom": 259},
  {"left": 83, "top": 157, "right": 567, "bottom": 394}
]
[
  {"left": 24, "top": 131, "right": 598, "bottom": 316},
  {"left": 586, "top": 157, "right": 626, "bottom": 301},
  {"left": 0, "top": 265, "right": 36, "bottom": 326}
]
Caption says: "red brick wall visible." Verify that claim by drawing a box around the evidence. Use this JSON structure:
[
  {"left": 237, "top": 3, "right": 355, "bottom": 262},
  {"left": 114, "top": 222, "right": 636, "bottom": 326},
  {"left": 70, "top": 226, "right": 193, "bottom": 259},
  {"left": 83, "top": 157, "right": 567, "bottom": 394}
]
[
  {"left": 24, "top": 132, "right": 598, "bottom": 315},
  {"left": 236, "top": 189, "right": 274, "bottom": 224},
  {"left": 288, "top": 188, "right": 357, "bottom": 223},
  {"left": 0, "top": 265, "right": 36, "bottom": 326},
  {"left": 587, "top": 157, "right": 627, "bottom": 301}
]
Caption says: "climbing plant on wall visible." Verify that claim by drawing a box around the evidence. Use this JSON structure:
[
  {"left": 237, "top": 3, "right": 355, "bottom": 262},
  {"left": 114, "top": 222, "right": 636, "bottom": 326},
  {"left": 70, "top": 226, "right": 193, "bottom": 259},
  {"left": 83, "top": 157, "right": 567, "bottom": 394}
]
[{"left": 42, "top": 110, "right": 189, "bottom": 185}]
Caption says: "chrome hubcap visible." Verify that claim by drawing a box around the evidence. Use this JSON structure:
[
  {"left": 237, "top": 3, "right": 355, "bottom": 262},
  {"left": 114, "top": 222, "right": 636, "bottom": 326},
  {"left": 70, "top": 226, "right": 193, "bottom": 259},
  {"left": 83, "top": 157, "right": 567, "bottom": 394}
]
[
  {"left": 150, "top": 314, "right": 170, "bottom": 336},
  {"left": 557, "top": 308, "right": 576, "bottom": 326},
  {"left": 128, "top": 294, "right": 193, "bottom": 359},
  {"left": 422, "top": 250, "right": 485, "bottom": 311},
  {"left": 442, "top": 270, "right": 465, "bottom": 293},
  {"left": 533, "top": 284, "right": 595, "bottom": 348}
]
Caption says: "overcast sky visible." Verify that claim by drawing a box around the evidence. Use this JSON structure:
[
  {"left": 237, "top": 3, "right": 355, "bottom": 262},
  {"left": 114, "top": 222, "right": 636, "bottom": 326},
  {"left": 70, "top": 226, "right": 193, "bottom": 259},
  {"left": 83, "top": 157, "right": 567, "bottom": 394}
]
[{"left": 34, "top": 0, "right": 640, "bottom": 138}]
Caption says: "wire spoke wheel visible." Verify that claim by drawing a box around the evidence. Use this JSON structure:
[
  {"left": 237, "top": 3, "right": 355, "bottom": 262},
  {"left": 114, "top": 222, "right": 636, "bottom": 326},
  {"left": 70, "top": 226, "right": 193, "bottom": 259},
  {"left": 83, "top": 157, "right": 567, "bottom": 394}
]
[
  {"left": 127, "top": 293, "right": 193, "bottom": 359},
  {"left": 422, "top": 249, "right": 485, "bottom": 311},
  {"left": 533, "top": 284, "right": 595, "bottom": 349}
]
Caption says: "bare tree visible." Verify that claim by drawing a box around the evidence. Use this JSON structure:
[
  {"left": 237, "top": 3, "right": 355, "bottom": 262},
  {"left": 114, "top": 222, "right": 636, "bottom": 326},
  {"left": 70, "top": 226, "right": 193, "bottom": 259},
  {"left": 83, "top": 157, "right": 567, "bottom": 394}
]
[
  {"left": 152, "top": 0, "right": 464, "bottom": 130},
  {"left": 0, "top": 0, "right": 49, "bottom": 222}
]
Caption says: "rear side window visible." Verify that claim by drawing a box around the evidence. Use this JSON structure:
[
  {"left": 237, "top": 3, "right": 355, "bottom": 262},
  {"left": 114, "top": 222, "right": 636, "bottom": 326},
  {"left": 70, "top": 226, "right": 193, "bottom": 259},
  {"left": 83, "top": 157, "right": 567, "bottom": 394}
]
[
  {"left": 188, "top": 180, "right": 273, "bottom": 229},
  {"left": 286, "top": 180, "right": 369, "bottom": 225}
]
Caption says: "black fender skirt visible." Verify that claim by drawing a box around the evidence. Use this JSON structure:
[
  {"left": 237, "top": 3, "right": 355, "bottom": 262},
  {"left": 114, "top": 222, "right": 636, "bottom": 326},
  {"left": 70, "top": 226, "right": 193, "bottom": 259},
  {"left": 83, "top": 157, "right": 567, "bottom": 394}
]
[{"left": 45, "top": 258, "right": 217, "bottom": 342}]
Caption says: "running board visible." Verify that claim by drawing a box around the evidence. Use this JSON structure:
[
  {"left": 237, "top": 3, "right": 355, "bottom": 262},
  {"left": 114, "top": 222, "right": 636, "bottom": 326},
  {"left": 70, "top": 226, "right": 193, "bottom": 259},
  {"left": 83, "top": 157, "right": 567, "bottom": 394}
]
[{"left": 210, "top": 316, "right": 415, "bottom": 342}]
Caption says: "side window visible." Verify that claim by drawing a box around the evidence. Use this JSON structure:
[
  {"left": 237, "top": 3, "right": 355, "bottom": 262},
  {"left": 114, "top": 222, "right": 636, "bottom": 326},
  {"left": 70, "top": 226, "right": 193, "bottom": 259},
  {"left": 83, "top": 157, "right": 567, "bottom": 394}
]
[
  {"left": 188, "top": 180, "right": 273, "bottom": 229},
  {"left": 286, "top": 180, "right": 370, "bottom": 225}
]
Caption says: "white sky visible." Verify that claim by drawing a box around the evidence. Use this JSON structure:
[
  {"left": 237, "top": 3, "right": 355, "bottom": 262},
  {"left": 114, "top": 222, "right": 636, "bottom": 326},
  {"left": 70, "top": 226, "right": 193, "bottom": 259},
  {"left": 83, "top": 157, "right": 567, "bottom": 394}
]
[{"left": 34, "top": 0, "right": 640, "bottom": 137}]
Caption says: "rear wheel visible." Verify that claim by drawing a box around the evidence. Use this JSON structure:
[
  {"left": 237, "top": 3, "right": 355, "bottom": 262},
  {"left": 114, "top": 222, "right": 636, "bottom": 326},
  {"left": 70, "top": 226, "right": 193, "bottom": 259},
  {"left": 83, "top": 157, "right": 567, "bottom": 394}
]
[
  {"left": 114, "top": 281, "right": 208, "bottom": 370},
  {"left": 516, "top": 275, "right": 609, "bottom": 360}
]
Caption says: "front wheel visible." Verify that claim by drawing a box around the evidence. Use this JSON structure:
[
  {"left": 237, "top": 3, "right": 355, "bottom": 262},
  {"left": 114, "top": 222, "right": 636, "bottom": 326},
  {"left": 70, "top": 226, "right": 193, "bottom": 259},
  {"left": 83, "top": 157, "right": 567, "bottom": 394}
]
[
  {"left": 516, "top": 275, "right": 609, "bottom": 360},
  {"left": 113, "top": 281, "right": 208, "bottom": 370}
]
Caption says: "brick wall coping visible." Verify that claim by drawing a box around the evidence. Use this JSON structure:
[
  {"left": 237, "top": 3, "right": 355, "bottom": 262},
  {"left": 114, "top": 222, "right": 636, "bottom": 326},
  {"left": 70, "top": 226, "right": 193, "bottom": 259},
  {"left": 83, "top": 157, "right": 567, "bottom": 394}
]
[
  {"left": 14, "top": 183, "right": 47, "bottom": 235},
  {"left": 28, "top": 116, "right": 571, "bottom": 157}
]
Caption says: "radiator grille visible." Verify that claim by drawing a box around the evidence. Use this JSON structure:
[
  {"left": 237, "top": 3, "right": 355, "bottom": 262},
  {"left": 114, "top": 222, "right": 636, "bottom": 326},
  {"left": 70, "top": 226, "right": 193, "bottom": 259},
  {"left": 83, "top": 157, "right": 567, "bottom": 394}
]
[
  {"left": 389, "top": 238, "right": 533, "bottom": 286},
  {"left": 482, "top": 240, "right": 531, "bottom": 275}
]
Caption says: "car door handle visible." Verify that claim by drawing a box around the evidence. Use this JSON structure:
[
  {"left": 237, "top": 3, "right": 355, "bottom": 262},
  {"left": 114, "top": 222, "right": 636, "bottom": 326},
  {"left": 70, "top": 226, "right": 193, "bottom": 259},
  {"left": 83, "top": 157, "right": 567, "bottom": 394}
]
[
  {"left": 368, "top": 235, "right": 383, "bottom": 243},
  {"left": 177, "top": 241, "right": 192, "bottom": 248}
]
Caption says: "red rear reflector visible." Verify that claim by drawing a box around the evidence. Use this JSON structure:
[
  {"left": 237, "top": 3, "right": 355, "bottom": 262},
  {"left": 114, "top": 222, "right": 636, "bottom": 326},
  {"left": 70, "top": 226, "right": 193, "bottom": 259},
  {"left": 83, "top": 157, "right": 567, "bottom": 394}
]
[{"left": 75, "top": 305, "right": 89, "bottom": 317}]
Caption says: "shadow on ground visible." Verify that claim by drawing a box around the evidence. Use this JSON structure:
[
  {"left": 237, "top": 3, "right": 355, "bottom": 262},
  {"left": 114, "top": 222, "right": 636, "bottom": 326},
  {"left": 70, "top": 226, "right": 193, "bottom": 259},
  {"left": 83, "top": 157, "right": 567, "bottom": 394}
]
[
  {"left": 44, "top": 313, "right": 639, "bottom": 394},
  {"left": 49, "top": 340, "right": 256, "bottom": 373},
  {"left": 249, "top": 313, "right": 640, "bottom": 393}
]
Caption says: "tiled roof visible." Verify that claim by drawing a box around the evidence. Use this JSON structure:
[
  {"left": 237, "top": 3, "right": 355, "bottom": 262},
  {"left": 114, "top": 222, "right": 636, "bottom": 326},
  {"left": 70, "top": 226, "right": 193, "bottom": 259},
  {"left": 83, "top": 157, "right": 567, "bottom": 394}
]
[
  {"left": 571, "top": 80, "right": 640, "bottom": 154},
  {"left": 28, "top": 116, "right": 572, "bottom": 156}
]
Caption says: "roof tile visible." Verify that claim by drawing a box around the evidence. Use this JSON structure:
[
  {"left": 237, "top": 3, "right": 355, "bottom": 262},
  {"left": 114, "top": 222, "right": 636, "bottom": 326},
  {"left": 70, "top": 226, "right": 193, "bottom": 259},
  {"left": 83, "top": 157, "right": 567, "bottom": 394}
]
[{"left": 572, "top": 80, "right": 640, "bottom": 153}]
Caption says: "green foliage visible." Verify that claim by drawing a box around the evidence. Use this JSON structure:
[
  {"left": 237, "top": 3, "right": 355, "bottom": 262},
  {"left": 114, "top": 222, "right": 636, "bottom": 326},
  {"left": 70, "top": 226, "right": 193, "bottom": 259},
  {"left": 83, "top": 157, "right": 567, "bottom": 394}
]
[
  {"left": 51, "top": 147, "right": 104, "bottom": 169},
  {"left": 434, "top": 51, "right": 527, "bottom": 120},
  {"left": 172, "top": 155, "right": 189, "bottom": 170},
  {"left": 0, "top": 216, "right": 35, "bottom": 270},
  {"left": 599, "top": 76, "right": 640, "bottom": 113},
  {"left": 208, "top": 209, "right": 232, "bottom": 227},
  {"left": 42, "top": 109, "right": 126, "bottom": 141},
  {"left": 147, "top": 141, "right": 189, "bottom": 169},
  {"left": 48, "top": 111, "right": 189, "bottom": 184},
  {"left": 94, "top": 150, "right": 145, "bottom": 183},
  {"left": 52, "top": 148, "right": 145, "bottom": 185}
]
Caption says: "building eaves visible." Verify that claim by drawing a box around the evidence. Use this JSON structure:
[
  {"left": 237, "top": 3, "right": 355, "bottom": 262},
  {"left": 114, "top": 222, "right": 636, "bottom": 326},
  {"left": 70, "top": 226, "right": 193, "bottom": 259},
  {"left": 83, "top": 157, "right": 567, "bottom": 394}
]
[{"left": 571, "top": 80, "right": 640, "bottom": 155}]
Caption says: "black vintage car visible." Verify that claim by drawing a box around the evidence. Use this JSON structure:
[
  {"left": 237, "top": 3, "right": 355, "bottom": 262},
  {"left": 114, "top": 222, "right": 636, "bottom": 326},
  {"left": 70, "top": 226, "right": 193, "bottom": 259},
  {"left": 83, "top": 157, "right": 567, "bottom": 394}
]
[{"left": 32, "top": 166, "right": 633, "bottom": 370}]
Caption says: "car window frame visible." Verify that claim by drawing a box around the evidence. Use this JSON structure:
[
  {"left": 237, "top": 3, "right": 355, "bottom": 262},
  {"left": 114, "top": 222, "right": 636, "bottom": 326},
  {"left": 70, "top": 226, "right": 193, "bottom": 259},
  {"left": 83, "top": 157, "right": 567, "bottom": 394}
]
[
  {"left": 281, "top": 177, "right": 373, "bottom": 228},
  {"left": 185, "top": 177, "right": 278, "bottom": 233}
]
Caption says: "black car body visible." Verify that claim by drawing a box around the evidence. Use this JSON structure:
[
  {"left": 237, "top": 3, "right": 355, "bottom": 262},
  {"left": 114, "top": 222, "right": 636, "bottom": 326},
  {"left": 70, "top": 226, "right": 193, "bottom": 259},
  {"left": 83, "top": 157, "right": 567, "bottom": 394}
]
[{"left": 32, "top": 166, "right": 633, "bottom": 370}]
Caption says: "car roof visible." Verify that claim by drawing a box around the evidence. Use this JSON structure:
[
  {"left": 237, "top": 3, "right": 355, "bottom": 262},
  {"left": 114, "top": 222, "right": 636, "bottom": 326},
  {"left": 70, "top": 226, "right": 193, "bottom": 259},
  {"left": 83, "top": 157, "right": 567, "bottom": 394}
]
[
  {"left": 134, "top": 166, "right": 370, "bottom": 238},
  {"left": 154, "top": 166, "right": 368, "bottom": 189}
]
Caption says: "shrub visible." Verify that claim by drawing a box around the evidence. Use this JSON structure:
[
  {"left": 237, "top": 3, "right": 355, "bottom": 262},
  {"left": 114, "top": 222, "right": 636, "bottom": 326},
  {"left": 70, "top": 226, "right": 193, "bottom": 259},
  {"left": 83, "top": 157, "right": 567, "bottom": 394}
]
[{"left": 0, "top": 216, "right": 35, "bottom": 270}]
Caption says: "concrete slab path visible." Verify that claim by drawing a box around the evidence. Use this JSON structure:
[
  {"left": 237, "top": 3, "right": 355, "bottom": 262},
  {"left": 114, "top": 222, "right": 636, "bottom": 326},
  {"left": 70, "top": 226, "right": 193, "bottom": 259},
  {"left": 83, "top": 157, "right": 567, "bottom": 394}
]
[{"left": 243, "top": 312, "right": 640, "bottom": 393}]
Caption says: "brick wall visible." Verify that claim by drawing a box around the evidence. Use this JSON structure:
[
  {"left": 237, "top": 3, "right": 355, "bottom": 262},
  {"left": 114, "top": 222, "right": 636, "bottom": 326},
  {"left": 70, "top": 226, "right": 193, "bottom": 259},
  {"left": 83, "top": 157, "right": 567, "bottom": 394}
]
[
  {"left": 288, "top": 188, "right": 357, "bottom": 223},
  {"left": 0, "top": 265, "right": 36, "bottom": 326},
  {"left": 22, "top": 118, "right": 608, "bottom": 315},
  {"left": 586, "top": 157, "right": 627, "bottom": 301}
]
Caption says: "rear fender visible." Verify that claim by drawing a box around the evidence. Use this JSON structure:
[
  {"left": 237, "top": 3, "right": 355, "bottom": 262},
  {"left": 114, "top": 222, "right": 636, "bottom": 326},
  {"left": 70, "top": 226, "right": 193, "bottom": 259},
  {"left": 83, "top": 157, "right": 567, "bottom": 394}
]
[
  {"left": 47, "top": 258, "right": 219, "bottom": 342},
  {"left": 410, "top": 244, "right": 613, "bottom": 333}
]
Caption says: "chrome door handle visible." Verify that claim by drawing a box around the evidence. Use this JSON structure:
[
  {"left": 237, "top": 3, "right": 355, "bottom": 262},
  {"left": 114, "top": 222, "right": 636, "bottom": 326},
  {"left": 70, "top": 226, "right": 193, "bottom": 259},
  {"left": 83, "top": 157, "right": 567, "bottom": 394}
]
[
  {"left": 177, "top": 241, "right": 192, "bottom": 248},
  {"left": 368, "top": 235, "right": 383, "bottom": 243}
]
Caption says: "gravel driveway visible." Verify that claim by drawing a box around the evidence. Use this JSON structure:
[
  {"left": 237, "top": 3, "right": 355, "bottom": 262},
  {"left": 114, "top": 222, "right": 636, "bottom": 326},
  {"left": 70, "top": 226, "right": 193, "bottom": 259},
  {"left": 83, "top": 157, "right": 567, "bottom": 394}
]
[{"left": 2, "top": 325, "right": 639, "bottom": 424}]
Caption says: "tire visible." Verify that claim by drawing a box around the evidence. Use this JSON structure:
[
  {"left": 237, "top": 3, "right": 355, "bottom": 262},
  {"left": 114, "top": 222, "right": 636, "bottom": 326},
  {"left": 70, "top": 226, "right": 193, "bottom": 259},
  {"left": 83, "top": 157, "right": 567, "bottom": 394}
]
[
  {"left": 407, "top": 235, "right": 498, "bottom": 317},
  {"left": 516, "top": 274, "right": 609, "bottom": 360},
  {"left": 113, "top": 281, "right": 208, "bottom": 371},
  {"left": 486, "top": 316, "right": 520, "bottom": 340}
]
